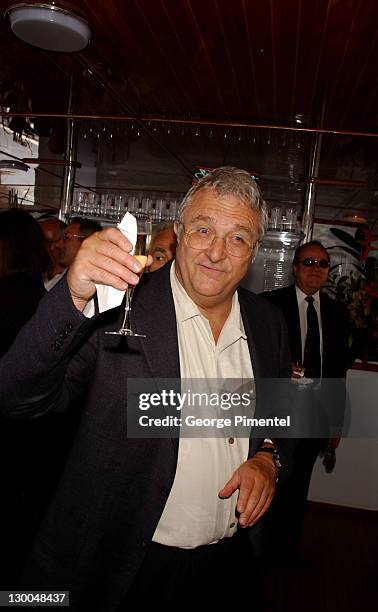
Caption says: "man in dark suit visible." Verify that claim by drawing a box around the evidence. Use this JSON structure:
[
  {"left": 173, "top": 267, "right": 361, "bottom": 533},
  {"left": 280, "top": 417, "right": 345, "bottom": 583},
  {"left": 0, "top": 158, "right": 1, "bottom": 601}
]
[
  {"left": 262, "top": 240, "right": 349, "bottom": 563},
  {"left": 0, "top": 167, "right": 291, "bottom": 609}
]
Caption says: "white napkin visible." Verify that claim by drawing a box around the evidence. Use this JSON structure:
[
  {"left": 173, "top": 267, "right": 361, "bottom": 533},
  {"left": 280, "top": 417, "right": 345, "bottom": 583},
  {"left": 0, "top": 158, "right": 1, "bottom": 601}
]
[{"left": 83, "top": 212, "right": 137, "bottom": 318}]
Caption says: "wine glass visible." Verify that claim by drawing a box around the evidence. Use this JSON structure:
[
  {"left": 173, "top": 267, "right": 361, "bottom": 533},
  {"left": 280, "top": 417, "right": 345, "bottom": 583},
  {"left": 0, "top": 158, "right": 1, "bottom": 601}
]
[
  {"left": 292, "top": 361, "right": 305, "bottom": 379},
  {"left": 105, "top": 213, "right": 152, "bottom": 337}
]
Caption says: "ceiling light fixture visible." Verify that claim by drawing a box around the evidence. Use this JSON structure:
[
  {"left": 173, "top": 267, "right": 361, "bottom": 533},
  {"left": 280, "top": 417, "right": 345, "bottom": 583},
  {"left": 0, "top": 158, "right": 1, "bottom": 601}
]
[
  {"left": 5, "top": 3, "right": 92, "bottom": 52},
  {"left": 0, "top": 159, "right": 29, "bottom": 172},
  {"left": 342, "top": 213, "right": 367, "bottom": 224}
]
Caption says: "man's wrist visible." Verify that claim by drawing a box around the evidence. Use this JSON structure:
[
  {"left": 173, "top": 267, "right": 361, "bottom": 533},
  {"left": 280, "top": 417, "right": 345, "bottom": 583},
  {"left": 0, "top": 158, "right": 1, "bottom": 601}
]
[{"left": 255, "top": 443, "right": 282, "bottom": 481}]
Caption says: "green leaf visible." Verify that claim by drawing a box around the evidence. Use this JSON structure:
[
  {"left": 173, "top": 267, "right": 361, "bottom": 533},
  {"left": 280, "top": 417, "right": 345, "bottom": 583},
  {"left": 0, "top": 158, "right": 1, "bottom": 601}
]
[
  {"left": 334, "top": 275, "right": 349, "bottom": 284},
  {"left": 327, "top": 245, "right": 361, "bottom": 259},
  {"left": 329, "top": 228, "right": 362, "bottom": 255},
  {"left": 352, "top": 264, "right": 367, "bottom": 277}
]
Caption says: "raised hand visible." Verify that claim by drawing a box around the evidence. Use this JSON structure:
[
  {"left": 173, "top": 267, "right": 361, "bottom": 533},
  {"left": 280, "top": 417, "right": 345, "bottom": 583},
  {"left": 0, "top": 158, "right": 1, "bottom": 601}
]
[{"left": 67, "top": 228, "right": 145, "bottom": 312}]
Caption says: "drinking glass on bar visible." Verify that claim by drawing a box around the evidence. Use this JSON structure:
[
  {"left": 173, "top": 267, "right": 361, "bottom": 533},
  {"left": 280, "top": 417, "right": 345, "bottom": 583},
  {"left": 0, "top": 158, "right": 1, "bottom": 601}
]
[
  {"left": 269, "top": 206, "right": 282, "bottom": 230},
  {"left": 141, "top": 197, "right": 153, "bottom": 215},
  {"left": 115, "top": 195, "right": 126, "bottom": 222},
  {"left": 127, "top": 195, "right": 139, "bottom": 214},
  {"left": 155, "top": 198, "right": 165, "bottom": 221},
  {"left": 285, "top": 207, "right": 297, "bottom": 232}
]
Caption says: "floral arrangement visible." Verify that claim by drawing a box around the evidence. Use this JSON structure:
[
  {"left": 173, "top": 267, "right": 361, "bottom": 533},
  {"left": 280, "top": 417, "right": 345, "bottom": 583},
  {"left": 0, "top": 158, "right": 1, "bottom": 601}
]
[{"left": 327, "top": 227, "right": 378, "bottom": 363}]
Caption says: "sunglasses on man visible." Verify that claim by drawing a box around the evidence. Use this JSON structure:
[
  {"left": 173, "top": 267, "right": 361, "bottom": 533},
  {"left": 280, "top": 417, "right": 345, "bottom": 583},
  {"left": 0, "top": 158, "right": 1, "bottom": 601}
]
[{"left": 298, "top": 257, "right": 330, "bottom": 269}]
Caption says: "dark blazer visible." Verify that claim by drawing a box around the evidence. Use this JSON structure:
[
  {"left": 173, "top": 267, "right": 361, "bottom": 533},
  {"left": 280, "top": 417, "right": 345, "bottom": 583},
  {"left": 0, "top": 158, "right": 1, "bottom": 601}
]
[
  {"left": 0, "top": 263, "right": 291, "bottom": 610},
  {"left": 261, "top": 284, "right": 349, "bottom": 378},
  {"left": 260, "top": 287, "right": 350, "bottom": 561}
]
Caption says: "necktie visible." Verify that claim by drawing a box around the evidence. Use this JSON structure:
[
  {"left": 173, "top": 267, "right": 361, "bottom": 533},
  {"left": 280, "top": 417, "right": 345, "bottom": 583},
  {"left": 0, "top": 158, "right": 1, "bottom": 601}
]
[{"left": 303, "top": 296, "right": 321, "bottom": 378}]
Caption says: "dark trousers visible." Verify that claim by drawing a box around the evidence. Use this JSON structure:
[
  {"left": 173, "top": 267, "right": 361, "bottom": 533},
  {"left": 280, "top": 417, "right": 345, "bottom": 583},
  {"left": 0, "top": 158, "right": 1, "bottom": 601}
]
[
  {"left": 119, "top": 531, "right": 262, "bottom": 609},
  {"left": 266, "top": 438, "right": 326, "bottom": 563}
]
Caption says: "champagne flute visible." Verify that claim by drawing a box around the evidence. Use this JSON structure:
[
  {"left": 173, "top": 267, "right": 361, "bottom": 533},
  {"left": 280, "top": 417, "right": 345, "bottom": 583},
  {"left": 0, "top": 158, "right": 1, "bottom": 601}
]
[
  {"left": 292, "top": 361, "right": 305, "bottom": 379},
  {"left": 105, "top": 213, "right": 152, "bottom": 337}
]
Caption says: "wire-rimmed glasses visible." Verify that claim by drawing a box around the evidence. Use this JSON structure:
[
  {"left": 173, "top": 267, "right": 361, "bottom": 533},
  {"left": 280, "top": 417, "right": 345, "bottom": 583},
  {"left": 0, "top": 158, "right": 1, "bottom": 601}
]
[{"left": 180, "top": 223, "right": 255, "bottom": 258}]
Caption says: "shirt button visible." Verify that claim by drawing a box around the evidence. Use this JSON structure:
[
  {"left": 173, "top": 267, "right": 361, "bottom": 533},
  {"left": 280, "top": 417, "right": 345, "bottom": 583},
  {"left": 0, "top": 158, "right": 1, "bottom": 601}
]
[
  {"left": 228, "top": 437, "right": 234, "bottom": 444},
  {"left": 230, "top": 522, "right": 236, "bottom": 529}
]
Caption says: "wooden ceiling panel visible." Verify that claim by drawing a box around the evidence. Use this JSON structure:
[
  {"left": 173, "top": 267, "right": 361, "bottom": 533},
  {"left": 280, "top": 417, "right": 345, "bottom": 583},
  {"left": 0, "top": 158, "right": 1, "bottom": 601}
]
[
  {"left": 0, "top": 0, "right": 376, "bottom": 223},
  {"left": 271, "top": 0, "right": 301, "bottom": 123},
  {"left": 290, "top": 0, "right": 330, "bottom": 125},
  {"left": 241, "top": 0, "right": 275, "bottom": 121},
  {"left": 1, "top": 0, "right": 376, "bottom": 132}
]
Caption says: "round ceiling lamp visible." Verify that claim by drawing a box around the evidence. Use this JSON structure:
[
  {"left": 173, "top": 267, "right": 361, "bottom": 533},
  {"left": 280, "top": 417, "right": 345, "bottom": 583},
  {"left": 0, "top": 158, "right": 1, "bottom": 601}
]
[{"left": 5, "top": 3, "right": 92, "bottom": 52}]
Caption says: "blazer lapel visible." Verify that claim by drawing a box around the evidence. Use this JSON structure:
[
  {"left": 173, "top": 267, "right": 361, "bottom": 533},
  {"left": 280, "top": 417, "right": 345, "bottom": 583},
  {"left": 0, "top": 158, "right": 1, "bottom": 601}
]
[
  {"left": 240, "top": 302, "right": 263, "bottom": 378},
  {"left": 131, "top": 264, "right": 180, "bottom": 453},
  {"left": 131, "top": 263, "right": 180, "bottom": 381},
  {"left": 319, "top": 293, "right": 331, "bottom": 370},
  {"left": 239, "top": 294, "right": 267, "bottom": 455}
]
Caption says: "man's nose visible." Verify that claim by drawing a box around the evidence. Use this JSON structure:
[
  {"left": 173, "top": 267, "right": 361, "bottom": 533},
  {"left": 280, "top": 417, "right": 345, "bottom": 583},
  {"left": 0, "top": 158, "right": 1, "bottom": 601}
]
[
  {"left": 54, "top": 238, "right": 64, "bottom": 250},
  {"left": 205, "top": 235, "right": 227, "bottom": 260}
]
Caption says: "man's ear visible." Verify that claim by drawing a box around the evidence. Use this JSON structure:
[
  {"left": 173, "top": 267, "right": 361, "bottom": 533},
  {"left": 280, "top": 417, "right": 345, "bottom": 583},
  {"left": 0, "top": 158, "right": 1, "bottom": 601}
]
[
  {"left": 174, "top": 221, "right": 181, "bottom": 240},
  {"left": 250, "top": 241, "right": 259, "bottom": 264}
]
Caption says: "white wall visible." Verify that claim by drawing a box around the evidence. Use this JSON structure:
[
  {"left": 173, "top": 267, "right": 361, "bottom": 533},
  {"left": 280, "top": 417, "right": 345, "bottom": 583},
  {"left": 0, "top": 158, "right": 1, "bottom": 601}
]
[{"left": 308, "top": 369, "right": 378, "bottom": 510}]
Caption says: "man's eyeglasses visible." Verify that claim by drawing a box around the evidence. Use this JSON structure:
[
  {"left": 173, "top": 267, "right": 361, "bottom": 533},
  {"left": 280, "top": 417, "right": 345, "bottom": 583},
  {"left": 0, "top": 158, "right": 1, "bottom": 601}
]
[
  {"left": 63, "top": 233, "right": 86, "bottom": 241},
  {"left": 298, "top": 257, "right": 330, "bottom": 269},
  {"left": 181, "top": 224, "right": 255, "bottom": 258}
]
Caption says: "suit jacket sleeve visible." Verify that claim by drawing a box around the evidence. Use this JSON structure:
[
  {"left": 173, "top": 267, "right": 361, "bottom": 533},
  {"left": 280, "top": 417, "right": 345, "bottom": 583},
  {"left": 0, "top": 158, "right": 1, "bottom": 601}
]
[{"left": 0, "top": 277, "right": 98, "bottom": 419}]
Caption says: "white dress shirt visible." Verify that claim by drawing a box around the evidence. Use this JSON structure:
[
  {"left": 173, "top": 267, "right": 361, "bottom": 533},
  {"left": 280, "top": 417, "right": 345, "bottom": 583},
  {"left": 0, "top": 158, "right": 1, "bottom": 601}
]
[
  {"left": 152, "top": 263, "right": 254, "bottom": 548},
  {"left": 44, "top": 270, "right": 65, "bottom": 291}
]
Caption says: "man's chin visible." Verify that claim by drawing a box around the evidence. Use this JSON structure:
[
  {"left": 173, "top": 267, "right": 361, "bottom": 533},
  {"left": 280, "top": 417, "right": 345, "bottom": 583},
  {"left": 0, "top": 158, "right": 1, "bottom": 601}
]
[
  {"left": 306, "top": 284, "right": 323, "bottom": 294},
  {"left": 192, "top": 279, "right": 230, "bottom": 300}
]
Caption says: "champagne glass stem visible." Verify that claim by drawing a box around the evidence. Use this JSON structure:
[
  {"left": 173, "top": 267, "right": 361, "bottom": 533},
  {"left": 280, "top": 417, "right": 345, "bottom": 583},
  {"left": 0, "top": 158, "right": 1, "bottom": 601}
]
[{"left": 120, "top": 286, "right": 135, "bottom": 331}]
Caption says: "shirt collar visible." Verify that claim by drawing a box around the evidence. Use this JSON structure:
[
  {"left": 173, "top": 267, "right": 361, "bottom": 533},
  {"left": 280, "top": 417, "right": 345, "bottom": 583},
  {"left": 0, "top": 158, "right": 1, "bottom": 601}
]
[
  {"left": 295, "top": 285, "right": 321, "bottom": 307},
  {"left": 170, "top": 262, "right": 200, "bottom": 322}
]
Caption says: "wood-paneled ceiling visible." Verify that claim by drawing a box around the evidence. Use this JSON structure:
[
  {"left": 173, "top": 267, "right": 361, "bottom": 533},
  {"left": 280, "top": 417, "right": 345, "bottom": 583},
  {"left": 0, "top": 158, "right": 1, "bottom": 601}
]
[
  {"left": 0, "top": 0, "right": 377, "bottom": 222},
  {"left": 1, "top": 0, "right": 377, "bottom": 129}
]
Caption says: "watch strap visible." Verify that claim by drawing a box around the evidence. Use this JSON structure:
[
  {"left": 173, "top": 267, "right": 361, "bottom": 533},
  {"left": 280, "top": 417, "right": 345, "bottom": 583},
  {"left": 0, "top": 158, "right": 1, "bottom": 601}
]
[{"left": 255, "top": 445, "right": 282, "bottom": 480}]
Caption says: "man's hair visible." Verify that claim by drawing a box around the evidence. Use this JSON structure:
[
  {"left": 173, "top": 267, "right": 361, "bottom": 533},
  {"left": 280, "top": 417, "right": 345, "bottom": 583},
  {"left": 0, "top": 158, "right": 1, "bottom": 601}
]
[
  {"left": 151, "top": 221, "right": 175, "bottom": 241},
  {"left": 70, "top": 217, "right": 102, "bottom": 238},
  {"left": 0, "top": 209, "right": 50, "bottom": 276},
  {"left": 39, "top": 216, "right": 67, "bottom": 235},
  {"left": 177, "top": 166, "right": 268, "bottom": 242},
  {"left": 293, "top": 240, "right": 329, "bottom": 264}
]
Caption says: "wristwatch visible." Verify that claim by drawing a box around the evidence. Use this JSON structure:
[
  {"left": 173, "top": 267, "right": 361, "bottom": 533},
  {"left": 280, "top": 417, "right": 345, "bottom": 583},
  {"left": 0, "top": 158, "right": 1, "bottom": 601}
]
[{"left": 255, "top": 444, "right": 282, "bottom": 481}]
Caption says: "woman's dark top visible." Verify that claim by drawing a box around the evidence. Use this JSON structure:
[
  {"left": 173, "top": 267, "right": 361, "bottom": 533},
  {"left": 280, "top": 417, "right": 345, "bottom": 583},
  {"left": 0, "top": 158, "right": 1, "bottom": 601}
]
[{"left": 0, "top": 271, "right": 46, "bottom": 358}]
